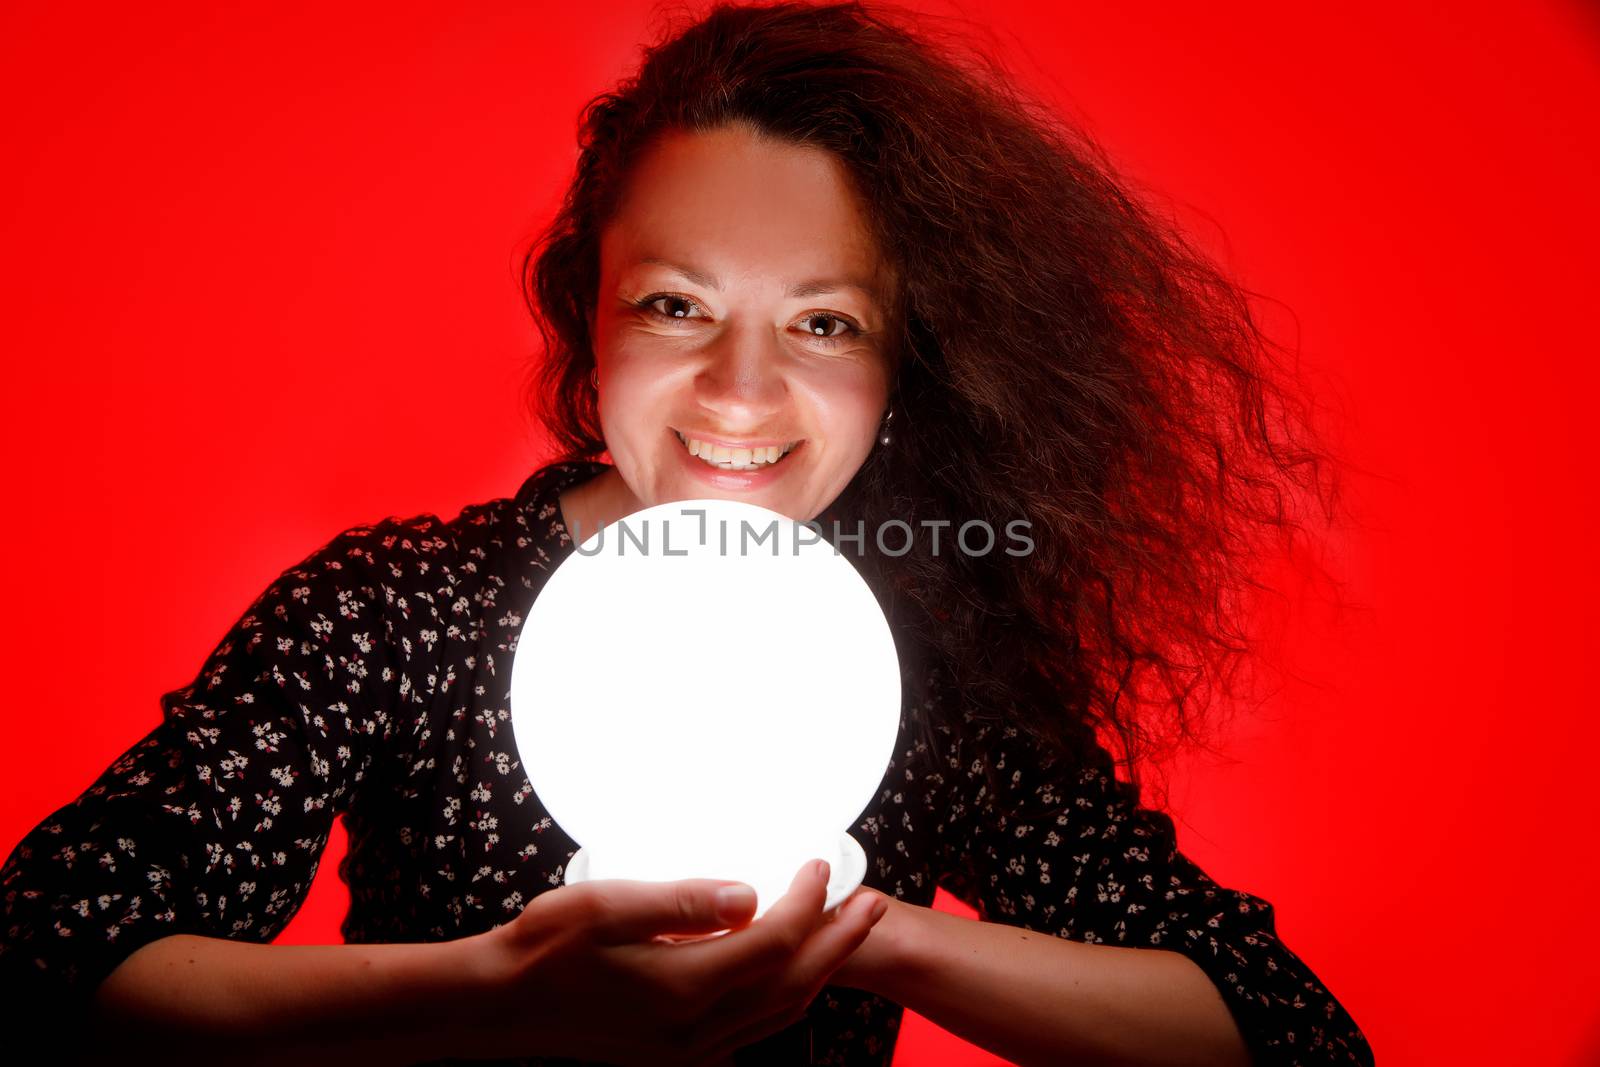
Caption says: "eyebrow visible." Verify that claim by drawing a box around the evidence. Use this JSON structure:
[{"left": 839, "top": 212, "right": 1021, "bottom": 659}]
[{"left": 638, "top": 256, "right": 881, "bottom": 303}]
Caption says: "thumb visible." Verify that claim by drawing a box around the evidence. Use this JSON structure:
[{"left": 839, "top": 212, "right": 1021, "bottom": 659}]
[{"left": 583, "top": 878, "right": 758, "bottom": 946}]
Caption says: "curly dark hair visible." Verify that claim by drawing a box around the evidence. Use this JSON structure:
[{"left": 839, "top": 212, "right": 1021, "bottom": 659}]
[{"left": 521, "top": 0, "right": 1347, "bottom": 808}]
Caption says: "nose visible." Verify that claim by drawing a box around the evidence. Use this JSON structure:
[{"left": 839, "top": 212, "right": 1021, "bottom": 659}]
[{"left": 692, "top": 320, "right": 789, "bottom": 430}]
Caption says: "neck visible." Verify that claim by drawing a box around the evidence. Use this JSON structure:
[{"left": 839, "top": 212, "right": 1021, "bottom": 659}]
[{"left": 558, "top": 465, "right": 640, "bottom": 541}]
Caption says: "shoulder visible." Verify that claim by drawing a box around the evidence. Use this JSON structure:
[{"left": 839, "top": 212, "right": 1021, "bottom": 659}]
[
  {"left": 261, "top": 511, "right": 464, "bottom": 617},
  {"left": 267, "top": 460, "right": 607, "bottom": 598}
]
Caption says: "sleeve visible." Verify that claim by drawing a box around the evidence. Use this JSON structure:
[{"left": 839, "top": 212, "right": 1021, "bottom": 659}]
[
  {"left": 0, "top": 517, "right": 439, "bottom": 1038},
  {"left": 933, "top": 715, "right": 1376, "bottom": 1067}
]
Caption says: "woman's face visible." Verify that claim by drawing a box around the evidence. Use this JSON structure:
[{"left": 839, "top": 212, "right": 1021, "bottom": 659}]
[{"left": 591, "top": 122, "right": 896, "bottom": 523}]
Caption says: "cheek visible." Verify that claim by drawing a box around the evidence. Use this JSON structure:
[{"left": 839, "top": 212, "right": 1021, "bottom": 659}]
[
  {"left": 597, "top": 347, "right": 677, "bottom": 431},
  {"left": 795, "top": 363, "right": 889, "bottom": 438}
]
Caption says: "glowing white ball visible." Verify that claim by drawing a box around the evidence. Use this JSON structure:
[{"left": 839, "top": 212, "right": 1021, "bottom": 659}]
[{"left": 509, "top": 497, "right": 902, "bottom": 918}]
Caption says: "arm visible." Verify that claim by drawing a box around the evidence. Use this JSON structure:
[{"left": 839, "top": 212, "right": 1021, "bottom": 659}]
[
  {"left": 87, "top": 932, "right": 487, "bottom": 1066},
  {"left": 841, "top": 895, "right": 1249, "bottom": 1067},
  {"left": 839, "top": 690, "right": 1375, "bottom": 1067},
  {"left": 0, "top": 516, "right": 450, "bottom": 1058}
]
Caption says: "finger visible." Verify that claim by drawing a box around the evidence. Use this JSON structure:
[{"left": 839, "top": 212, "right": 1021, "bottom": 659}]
[
  {"left": 817, "top": 885, "right": 876, "bottom": 924},
  {"left": 779, "top": 889, "right": 886, "bottom": 999},
  {"left": 581, "top": 878, "right": 759, "bottom": 946},
  {"left": 694, "top": 895, "right": 883, "bottom": 1063},
  {"left": 681, "top": 891, "right": 885, "bottom": 1060},
  {"left": 668, "top": 858, "right": 833, "bottom": 986}
]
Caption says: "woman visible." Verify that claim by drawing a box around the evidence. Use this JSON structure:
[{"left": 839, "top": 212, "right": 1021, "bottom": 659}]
[{"left": 0, "top": 2, "right": 1375, "bottom": 1065}]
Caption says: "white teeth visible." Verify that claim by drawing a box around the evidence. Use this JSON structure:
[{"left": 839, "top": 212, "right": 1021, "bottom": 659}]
[{"left": 676, "top": 431, "right": 797, "bottom": 471}]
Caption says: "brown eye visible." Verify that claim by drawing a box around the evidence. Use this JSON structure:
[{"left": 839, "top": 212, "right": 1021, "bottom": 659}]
[
  {"left": 801, "top": 313, "right": 848, "bottom": 337},
  {"left": 642, "top": 294, "right": 699, "bottom": 319},
  {"left": 795, "top": 312, "right": 864, "bottom": 349}
]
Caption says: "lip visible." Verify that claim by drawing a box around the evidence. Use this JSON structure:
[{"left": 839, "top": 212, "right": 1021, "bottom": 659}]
[
  {"left": 670, "top": 427, "right": 804, "bottom": 490},
  {"left": 671, "top": 427, "right": 802, "bottom": 451}
]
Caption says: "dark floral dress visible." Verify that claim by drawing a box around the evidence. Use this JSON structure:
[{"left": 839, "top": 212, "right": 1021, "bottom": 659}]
[{"left": 0, "top": 460, "right": 1375, "bottom": 1065}]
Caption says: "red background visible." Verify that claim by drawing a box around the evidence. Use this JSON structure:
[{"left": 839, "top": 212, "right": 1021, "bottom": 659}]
[{"left": 4, "top": 2, "right": 1598, "bottom": 1064}]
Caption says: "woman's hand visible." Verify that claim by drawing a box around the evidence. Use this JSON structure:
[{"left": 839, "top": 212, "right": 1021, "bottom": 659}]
[
  {"left": 457, "top": 858, "right": 888, "bottom": 1066},
  {"left": 825, "top": 885, "right": 904, "bottom": 992}
]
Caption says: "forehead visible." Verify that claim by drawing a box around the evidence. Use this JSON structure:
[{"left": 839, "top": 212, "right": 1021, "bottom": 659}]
[{"left": 600, "top": 125, "right": 887, "bottom": 290}]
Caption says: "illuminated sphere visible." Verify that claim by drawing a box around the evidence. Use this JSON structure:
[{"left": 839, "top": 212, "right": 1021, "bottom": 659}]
[{"left": 509, "top": 496, "right": 903, "bottom": 918}]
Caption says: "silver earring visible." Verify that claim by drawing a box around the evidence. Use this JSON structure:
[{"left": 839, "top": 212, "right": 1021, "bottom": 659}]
[
  {"left": 589, "top": 367, "right": 599, "bottom": 390},
  {"left": 878, "top": 408, "right": 894, "bottom": 447}
]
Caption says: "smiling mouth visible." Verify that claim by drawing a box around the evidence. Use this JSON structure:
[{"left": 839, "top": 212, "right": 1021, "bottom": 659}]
[{"left": 674, "top": 430, "right": 801, "bottom": 471}]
